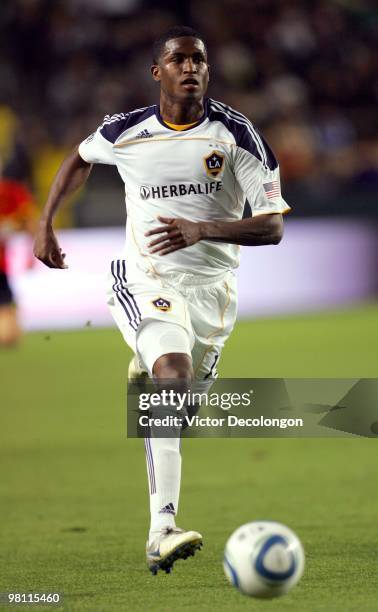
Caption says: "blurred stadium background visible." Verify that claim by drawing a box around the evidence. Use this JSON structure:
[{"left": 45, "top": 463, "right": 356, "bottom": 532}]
[{"left": 0, "top": 0, "right": 377, "bottom": 330}]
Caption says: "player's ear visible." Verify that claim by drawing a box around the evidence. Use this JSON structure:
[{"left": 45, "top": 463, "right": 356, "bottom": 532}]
[{"left": 151, "top": 64, "right": 161, "bottom": 82}]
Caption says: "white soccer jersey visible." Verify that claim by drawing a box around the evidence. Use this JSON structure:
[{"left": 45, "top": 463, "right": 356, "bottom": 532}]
[{"left": 79, "top": 98, "right": 290, "bottom": 279}]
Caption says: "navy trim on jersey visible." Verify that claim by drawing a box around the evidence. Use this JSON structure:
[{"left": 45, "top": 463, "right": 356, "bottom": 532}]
[
  {"left": 154, "top": 101, "right": 208, "bottom": 131},
  {"left": 99, "top": 99, "right": 277, "bottom": 170},
  {"left": 100, "top": 106, "right": 155, "bottom": 143},
  {"left": 208, "top": 98, "right": 278, "bottom": 171}
]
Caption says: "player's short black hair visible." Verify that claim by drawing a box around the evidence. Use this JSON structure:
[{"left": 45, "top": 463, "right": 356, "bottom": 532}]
[{"left": 152, "top": 26, "right": 207, "bottom": 64}]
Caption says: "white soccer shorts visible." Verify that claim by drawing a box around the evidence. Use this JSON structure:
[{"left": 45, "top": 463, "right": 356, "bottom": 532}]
[{"left": 106, "top": 259, "right": 238, "bottom": 379}]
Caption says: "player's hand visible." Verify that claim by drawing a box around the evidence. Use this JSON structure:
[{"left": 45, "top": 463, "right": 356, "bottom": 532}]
[
  {"left": 145, "top": 216, "right": 203, "bottom": 255},
  {"left": 33, "top": 223, "right": 68, "bottom": 269}
]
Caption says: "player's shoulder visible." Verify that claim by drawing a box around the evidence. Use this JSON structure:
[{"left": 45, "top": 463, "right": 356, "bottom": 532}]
[
  {"left": 207, "top": 98, "right": 255, "bottom": 131},
  {"left": 207, "top": 98, "right": 277, "bottom": 170},
  {"left": 100, "top": 105, "right": 156, "bottom": 143}
]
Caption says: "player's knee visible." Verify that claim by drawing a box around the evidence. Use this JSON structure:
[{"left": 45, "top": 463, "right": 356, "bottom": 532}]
[
  {"left": 137, "top": 320, "right": 193, "bottom": 378},
  {"left": 153, "top": 352, "right": 194, "bottom": 384}
]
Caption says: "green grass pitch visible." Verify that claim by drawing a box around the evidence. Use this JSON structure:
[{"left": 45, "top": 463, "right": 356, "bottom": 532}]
[{"left": 1, "top": 303, "right": 377, "bottom": 611}]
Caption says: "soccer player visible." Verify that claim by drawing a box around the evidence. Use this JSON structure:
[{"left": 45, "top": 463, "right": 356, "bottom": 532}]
[{"left": 33, "top": 26, "right": 290, "bottom": 574}]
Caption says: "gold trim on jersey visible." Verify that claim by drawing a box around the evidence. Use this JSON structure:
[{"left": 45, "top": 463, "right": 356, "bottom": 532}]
[
  {"left": 129, "top": 216, "right": 166, "bottom": 288},
  {"left": 164, "top": 120, "right": 198, "bottom": 131},
  {"left": 114, "top": 137, "right": 235, "bottom": 148}
]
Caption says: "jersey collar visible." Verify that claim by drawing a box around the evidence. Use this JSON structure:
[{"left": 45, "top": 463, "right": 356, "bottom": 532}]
[{"left": 154, "top": 98, "right": 209, "bottom": 131}]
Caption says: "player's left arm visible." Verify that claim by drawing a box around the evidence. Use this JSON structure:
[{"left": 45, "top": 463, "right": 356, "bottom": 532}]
[{"left": 146, "top": 213, "right": 283, "bottom": 255}]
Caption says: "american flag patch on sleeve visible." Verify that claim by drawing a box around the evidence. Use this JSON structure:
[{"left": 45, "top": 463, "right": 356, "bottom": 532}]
[{"left": 263, "top": 180, "right": 280, "bottom": 199}]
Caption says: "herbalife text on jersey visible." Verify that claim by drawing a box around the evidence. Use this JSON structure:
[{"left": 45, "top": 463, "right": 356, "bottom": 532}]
[{"left": 140, "top": 180, "right": 223, "bottom": 200}]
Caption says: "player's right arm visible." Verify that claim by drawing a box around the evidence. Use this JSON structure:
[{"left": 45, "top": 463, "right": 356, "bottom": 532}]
[
  {"left": 33, "top": 147, "right": 92, "bottom": 268},
  {"left": 34, "top": 117, "right": 117, "bottom": 269}
]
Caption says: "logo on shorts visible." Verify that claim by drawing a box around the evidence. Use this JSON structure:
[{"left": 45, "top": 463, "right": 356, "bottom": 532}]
[
  {"left": 140, "top": 185, "right": 150, "bottom": 200},
  {"left": 152, "top": 297, "right": 171, "bottom": 312},
  {"left": 204, "top": 150, "right": 225, "bottom": 178}
]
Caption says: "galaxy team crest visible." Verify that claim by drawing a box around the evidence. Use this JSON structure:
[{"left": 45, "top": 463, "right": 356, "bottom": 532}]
[
  {"left": 152, "top": 297, "right": 171, "bottom": 312},
  {"left": 203, "top": 150, "right": 225, "bottom": 178}
]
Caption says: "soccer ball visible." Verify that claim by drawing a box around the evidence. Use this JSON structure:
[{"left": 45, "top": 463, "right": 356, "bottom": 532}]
[{"left": 223, "top": 521, "right": 305, "bottom": 598}]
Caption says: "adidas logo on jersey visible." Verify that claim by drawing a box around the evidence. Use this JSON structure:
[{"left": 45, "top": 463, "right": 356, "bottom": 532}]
[{"left": 136, "top": 129, "right": 152, "bottom": 139}]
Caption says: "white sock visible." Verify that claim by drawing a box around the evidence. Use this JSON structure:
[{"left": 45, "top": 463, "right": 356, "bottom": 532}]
[{"left": 145, "top": 435, "right": 181, "bottom": 543}]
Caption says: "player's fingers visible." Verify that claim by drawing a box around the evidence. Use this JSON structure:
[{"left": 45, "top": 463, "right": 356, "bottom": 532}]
[
  {"left": 50, "top": 252, "right": 61, "bottom": 265},
  {"left": 150, "top": 245, "right": 172, "bottom": 254},
  {"left": 149, "top": 240, "right": 172, "bottom": 253},
  {"left": 48, "top": 251, "right": 66, "bottom": 269},
  {"left": 52, "top": 261, "right": 68, "bottom": 269},
  {"left": 34, "top": 251, "right": 64, "bottom": 269},
  {"left": 153, "top": 239, "right": 185, "bottom": 255},
  {"left": 148, "top": 231, "right": 181, "bottom": 247},
  {"left": 39, "top": 257, "right": 55, "bottom": 268},
  {"left": 158, "top": 243, "right": 186, "bottom": 255},
  {"left": 157, "top": 216, "right": 175, "bottom": 224},
  {"left": 149, "top": 235, "right": 183, "bottom": 252},
  {"left": 145, "top": 224, "right": 174, "bottom": 237}
]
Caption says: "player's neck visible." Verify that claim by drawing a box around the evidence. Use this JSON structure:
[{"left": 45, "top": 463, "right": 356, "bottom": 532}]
[{"left": 159, "top": 95, "right": 205, "bottom": 125}]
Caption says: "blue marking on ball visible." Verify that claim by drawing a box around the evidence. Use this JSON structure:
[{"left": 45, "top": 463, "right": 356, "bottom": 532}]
[{"left": 255, "top": 535, "right": 296, "bottom": 582}]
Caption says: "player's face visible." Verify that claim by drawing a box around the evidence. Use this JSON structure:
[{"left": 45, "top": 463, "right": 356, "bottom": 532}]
[{"left": 151, "top": 37, "right": 209, "bottom": 102}]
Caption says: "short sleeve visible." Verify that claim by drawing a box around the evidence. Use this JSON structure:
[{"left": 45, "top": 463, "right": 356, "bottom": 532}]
[
  {"left": 234, "top": 147, "right": 291, "bottom": 216},
  {"left": 78, "top": 126, "right": 116, "bottom": 165}
]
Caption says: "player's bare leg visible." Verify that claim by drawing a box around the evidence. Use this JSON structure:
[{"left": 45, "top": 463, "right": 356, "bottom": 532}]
[
  {"left": 144, "top": 352, "right": 203, "bottom": 574},
  {"left": 0, "top": 304, "right": 21, "bottom": 348},
  {"left": 152, "top": 352, "right": 192, "bottom": 377}
]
